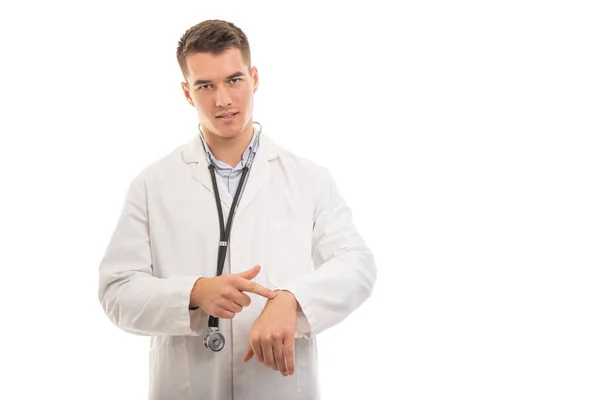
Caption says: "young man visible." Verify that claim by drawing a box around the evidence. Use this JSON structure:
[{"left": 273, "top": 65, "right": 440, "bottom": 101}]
[{"left": 98, "top": 19, "right": 376, "bottom": 400}]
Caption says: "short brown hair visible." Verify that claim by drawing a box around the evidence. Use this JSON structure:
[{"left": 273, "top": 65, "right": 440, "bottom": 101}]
[{"left": 176, "top": 20, "right": 252, "bottom": 79}]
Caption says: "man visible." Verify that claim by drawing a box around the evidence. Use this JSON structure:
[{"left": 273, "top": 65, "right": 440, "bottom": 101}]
[{"left": 98, "top": 19, "right": 376, "bottom": 400}]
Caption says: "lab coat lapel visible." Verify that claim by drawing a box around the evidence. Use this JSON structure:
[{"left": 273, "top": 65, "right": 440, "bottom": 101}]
[
  {"left": 192, "top": 164, "right": 234, "bottom": 209},
  {"left": 235, "top": 136, "right": 275, "bottom": 217},
  {"left": 184, "top": 135, "right": 234, "bottom": 209}
]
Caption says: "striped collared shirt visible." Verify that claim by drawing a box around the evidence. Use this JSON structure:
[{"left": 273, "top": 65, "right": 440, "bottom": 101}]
[{"left": 199, "top": 127, "right": 259, "bottom": 196}]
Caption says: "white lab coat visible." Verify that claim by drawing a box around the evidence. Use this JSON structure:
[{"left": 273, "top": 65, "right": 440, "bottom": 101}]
[{"left": 98, "top": 131, "right": 376, "bottom": 400}]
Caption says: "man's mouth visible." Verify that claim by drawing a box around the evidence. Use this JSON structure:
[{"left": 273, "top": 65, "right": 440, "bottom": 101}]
[{"left": 216, "top": 112, "right": 239, "bottom": 120}]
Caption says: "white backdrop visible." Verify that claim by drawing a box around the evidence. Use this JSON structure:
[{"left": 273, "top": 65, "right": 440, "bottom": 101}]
[{"left": 0, "top": 1, "right": 599, "bottom": 399}]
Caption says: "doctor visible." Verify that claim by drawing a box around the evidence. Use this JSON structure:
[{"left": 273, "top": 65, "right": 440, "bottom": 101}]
[{"left": 98, "top": 19, "right": 376, "bottom": 400}]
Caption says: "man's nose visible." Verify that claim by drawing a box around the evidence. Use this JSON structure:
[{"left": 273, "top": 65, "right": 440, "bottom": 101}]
[{"left": 215, "top": 85, "right": 232, "bottom": 108}]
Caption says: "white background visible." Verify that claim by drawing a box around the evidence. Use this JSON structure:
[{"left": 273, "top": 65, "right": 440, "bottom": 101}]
[{"left": 0, "top": 1, "right": 599, "bottom": 399}]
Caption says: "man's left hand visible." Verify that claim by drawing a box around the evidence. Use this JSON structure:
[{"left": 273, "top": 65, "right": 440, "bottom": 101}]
[{"left": 242, "top": 290, "right": 298, "bottom": 376}]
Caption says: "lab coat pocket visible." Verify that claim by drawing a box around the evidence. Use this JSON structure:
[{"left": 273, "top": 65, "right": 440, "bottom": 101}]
[
  {"left": 266, "top": 219, "right": 313, "bottom": 288},
  {"left": 149, "top": 336, "right": 192, "bottom": 399}
]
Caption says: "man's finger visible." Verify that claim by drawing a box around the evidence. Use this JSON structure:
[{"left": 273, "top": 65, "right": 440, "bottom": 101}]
[
  {"left": 283, "top": 336, "right": 295, "bottom": 375},
  {"left": 273, "top": 338, "right": 286, "bottom": 374},
  {"left": 262, "top": 341, "right": 277, "bottom": 370},
  {"left": 225, "top": 301, "right": 243, "bottom": 314},
  {"left": 235, "top": 265, "right": 261, "bottom": 280},
  {"left": 240, "top": 280, "right": 276, "bottom": 299},
  {"left": 229, "top": 291, "right": 252, "bottom": 308},
  {"left": 253, "top": 340, "right": 265, "bottom": 364},
  {"left": 242, "top": 344, "right": 254, "bottom": 363},
  {"left": 216, "top": 309, "right": 235, "bottom": 319}
]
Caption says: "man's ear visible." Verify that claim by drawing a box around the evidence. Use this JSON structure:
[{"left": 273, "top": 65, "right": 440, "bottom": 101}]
[
  {"left": 251, "top": 66, "right": 259, "bottom": 93},
  {"left": 181, "top": 81, "right": 194, "bottom": 106}
]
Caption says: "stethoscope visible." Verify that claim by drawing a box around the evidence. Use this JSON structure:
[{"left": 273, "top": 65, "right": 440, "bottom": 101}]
[{"left": 198, "top": 121, "right": 262, "bottom": 352}]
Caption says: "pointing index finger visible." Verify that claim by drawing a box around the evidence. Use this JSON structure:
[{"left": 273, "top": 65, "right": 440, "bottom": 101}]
[{"left": 239, "top": 279, "right": 276, "bottom": 298}]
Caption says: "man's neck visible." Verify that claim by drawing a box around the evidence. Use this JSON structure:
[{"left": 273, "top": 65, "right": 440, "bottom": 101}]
[{"left": 203, "top": 122, "right": 254, "bottom": 167}]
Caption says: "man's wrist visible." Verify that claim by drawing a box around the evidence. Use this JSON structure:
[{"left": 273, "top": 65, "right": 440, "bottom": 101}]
[
  {"left": 272, "top": 289, "right": 299, "bottom": 311},
  {"left": 189, "top": 277, "right": 204, "bottom": 309}
]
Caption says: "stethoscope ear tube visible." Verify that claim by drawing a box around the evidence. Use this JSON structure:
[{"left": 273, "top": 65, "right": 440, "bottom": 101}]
[{"left": 199, "top": 122, "right": 262, "bottom": 352}]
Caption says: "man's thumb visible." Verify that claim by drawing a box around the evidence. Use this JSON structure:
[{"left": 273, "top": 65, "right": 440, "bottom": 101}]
[{"left": 236, "top": 265, "right": 261, "bottom": 280}]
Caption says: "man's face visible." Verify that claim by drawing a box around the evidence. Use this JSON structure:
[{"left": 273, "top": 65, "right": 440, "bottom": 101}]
[{"left": 181, "top": 47, "right": 258, "bottom": 140}]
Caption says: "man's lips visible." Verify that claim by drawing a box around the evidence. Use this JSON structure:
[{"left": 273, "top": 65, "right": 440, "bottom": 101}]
[{"left": 216, "top": 112, "right": 239, "bottom": 118}]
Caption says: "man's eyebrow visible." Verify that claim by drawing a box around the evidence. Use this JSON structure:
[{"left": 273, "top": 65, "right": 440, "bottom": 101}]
[
  {"left": 226, "top": 71, "right": 245, "bottom": 80},
  {"left": 193, "top": 72, "right": 246, "bottom": 87}
]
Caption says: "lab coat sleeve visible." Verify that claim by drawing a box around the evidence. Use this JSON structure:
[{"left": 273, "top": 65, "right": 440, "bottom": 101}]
[
  {"left": 283, "top": 168, "right": 377, "bottom": 338},
  {"left": 98, "top": 173, "right": 207, "bottom": 336}
]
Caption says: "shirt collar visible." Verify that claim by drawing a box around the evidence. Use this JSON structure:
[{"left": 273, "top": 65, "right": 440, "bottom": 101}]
[{"left": 199, "top": 125, "right": 259, "bottom": 169}]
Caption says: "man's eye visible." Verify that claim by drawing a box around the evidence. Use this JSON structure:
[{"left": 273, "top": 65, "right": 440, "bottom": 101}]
[
  {"left": 230, "top": 78, "right": 240, "bottom": 84},
  {"left": 199, "top": 84, "right": 212, "bottom": 90}
]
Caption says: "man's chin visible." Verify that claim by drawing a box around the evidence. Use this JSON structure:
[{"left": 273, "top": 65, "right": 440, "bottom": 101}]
[
  {"left": 201, "top": 118, "right": 249, "bottom": 139},
  {"left": 215, "top": 129, "right": 243, "bottom": 139}
]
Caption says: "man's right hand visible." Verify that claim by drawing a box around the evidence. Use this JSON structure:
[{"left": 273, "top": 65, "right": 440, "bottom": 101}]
[{"left": 189, "top": 265, "right": 276, "bottom": 319}]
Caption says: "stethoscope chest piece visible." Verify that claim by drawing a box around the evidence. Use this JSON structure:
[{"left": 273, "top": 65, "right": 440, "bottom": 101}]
[{"left": 204, "top": 327, "right": 225, "bottom": 352}]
